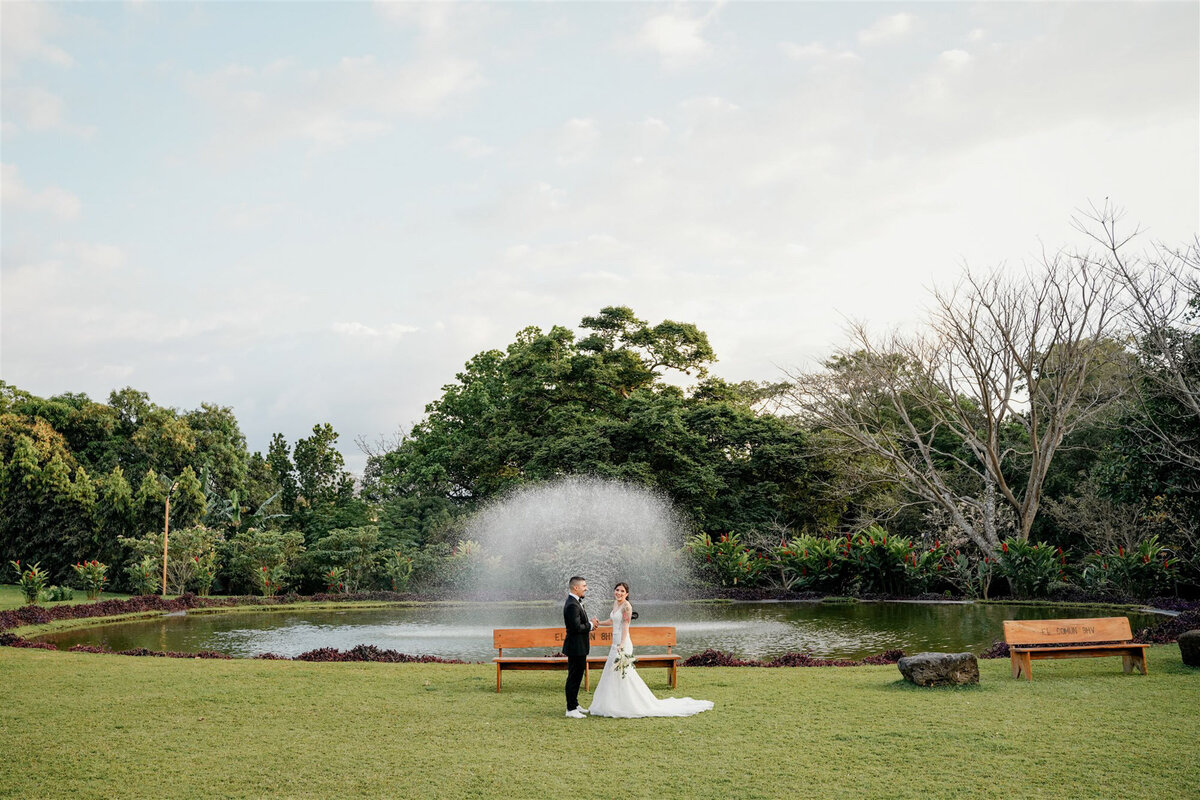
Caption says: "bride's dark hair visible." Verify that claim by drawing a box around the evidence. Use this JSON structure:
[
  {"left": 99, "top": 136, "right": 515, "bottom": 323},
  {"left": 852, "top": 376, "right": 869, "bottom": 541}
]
[{"left": 614, "top": 582, "right": 638, "bottom": 620}]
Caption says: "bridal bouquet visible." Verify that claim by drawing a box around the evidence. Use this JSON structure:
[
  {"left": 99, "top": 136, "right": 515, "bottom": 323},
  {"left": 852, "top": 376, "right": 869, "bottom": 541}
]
[{"left": 614, "top": 650, "right": 636, "bottom": 678}]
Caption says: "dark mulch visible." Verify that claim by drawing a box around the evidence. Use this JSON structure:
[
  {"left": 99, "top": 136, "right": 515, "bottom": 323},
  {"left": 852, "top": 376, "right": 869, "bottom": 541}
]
[
  {"left": 1135, "top": 608, "right": 1200, "bottom": 644},
  {"left": 291, "top": 644, "right": 464, "bottom": 664},
  {"left": 681, "top": 648, "right": 905, "bottom": 668},
  {"left": 0, "top": 632, "right": 56, "bottom": 650}
]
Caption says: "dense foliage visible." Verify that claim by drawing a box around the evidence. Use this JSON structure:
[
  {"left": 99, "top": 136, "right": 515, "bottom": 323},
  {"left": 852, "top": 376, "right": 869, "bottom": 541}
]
[{"left": 2, "top": 294, "right": 1196, "bottom": 600}]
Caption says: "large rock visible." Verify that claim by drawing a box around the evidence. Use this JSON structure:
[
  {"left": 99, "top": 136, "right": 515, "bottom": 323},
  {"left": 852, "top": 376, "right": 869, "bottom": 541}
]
[
  {"left": 1180, "top": 630, "right": 1200, "bottom": 668},
  {"left": 897, "top": 652, "right": 979, "bottom": 686}
]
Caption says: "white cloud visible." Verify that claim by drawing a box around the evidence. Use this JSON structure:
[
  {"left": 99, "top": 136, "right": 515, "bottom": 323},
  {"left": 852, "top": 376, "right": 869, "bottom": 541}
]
[
  {"left": 939, "top": 49, "right": 972, "bottom": 69},
  {"left": 556, "top": 117, "right": 600, "bottom": 165},
  {"left": 216, "top": 202, "right": 290, "bottom": 231},
  {"left": 187, "top": 52, "right": 483, "bottom": 159},
  {"left": 631, "top": 10, "right": 715, "bottom": 69},
  {"left": 5, "top": 87, "right": 97, "bottom": 137},
  {"left": 779, "top": 42, "right": 860, "bottom": 63},
  {"left": 0, "top": 3, "right": 73, "bottom": 73},
  {"left": 1, "top": 163, "right": 81, "bottom": 219},
  {"left": 451, "top": 135, "right": 495, "bottom": 159},
  {"left": 330, "top": 322, "right": 419, "bottom": 338},
  {"left": 858, "top": 13, "right": 916, "bottom": 46}
]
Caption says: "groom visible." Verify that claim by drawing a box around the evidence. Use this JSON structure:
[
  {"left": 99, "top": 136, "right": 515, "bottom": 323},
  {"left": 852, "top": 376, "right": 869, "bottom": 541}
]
[{"left": 563, "top": 576, "right": 599, "bottom": 719}]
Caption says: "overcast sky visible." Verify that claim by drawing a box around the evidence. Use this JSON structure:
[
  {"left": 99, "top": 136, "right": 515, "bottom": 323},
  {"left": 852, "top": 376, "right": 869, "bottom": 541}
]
[{"left": 3, "top": 1, "right": 1198, "bottom": 474}]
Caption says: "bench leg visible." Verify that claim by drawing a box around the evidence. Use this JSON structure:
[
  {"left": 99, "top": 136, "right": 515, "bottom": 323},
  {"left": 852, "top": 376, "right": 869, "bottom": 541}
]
[
  {"left": 496, "top": 663, "right": 502, "bottom": 693},
  {"left": 1010, "top": 652, "right": 1032, "bottom": 680},
  {"left": 584, "top": 663, "right": 589, "bottom": 692},
  {"left": 1123, "top": 651, "right": 1148, "bottom": 675}
]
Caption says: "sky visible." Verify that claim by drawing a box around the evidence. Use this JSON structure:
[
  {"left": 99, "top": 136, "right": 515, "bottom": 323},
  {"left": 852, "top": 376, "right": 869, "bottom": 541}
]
[{"left": 2, "top": 1, "right": 1198, "bottom": 474}]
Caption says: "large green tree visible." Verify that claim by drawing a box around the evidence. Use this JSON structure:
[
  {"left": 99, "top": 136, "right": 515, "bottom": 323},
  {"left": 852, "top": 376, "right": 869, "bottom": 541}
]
[{"left": 374, "top": 308, "right": 835, "bottom": 540}]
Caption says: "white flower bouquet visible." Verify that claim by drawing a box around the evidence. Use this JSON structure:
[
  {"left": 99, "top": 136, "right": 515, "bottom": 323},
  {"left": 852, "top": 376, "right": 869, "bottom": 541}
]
[{"left": 614, "top": 649, "right": 636, "bottom": 678}]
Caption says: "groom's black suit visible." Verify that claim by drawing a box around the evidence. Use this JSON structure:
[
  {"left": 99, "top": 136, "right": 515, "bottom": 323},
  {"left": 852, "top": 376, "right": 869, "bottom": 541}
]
[{"left": 563, "top": 594, "right": 592, "bottom": 711}]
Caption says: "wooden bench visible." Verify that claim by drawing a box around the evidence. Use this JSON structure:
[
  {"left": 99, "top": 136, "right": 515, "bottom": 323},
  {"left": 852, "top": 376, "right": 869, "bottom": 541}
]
[
  {"left": 492, "top": 626, "right": 681, "bottom": 692},
  {"left": 1002, "top": 617, "right": 1149, "bottom": 681}
]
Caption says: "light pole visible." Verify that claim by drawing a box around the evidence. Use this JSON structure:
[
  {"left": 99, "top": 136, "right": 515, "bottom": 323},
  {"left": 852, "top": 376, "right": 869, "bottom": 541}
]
[{"left": 161, "top": 478, "right": 178, "bottom": 597}]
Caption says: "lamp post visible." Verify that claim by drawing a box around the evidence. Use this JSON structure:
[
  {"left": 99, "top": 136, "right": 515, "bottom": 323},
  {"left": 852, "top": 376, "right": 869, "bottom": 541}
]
[{"left": 161, "top": 479, "right": 178, "bottom": 597}]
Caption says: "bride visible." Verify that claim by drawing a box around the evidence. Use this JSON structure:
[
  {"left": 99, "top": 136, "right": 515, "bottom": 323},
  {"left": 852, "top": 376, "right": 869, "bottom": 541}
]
[{"left": 589, "top": 582, "right": 714, "bottom": 718}]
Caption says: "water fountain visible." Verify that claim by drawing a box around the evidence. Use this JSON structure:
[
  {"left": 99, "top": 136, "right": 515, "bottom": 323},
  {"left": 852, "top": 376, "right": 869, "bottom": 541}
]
[{"left": 462, "top": 476, "right": 693, "bottom": 599}]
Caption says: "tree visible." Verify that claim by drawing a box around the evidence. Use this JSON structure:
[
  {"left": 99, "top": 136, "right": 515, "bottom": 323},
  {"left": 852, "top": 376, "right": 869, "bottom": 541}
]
[
  {"left": 1083, "top": 203, "right": 1200, "bottom": 471},
  {"left": 374, "top": 309, "right": 836, "bottom": 541},
  {"left": 267, "top": 433, "right": 298, "bottom": 514},
  {"left": 785, "top": 234, "right": 1127, "bottom": 553},
  {"left": 293, "top": 423, "right": 354, "bottom": 506},
  {"left": 307, "top": 526, "right": 385, "bottom": 592},
  {"left": 225, "top": 527, "right": 305, "bottom": 595}
]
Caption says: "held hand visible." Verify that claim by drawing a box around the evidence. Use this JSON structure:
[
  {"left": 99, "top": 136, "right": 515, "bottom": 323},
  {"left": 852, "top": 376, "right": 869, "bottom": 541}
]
[{"left": 590, "top": 617, "right": 599, "bottom": 627}]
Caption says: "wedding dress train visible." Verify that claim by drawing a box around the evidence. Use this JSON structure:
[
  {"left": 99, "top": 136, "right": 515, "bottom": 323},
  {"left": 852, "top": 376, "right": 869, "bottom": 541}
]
[{"left": 588, "top": 607, "right": 714, "bottom": 718}]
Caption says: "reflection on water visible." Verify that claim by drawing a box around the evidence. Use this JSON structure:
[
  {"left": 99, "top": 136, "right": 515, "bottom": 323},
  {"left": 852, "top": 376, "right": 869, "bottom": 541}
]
[{"left": 35, "top": 601, "right": 1161, "bottom": 661}]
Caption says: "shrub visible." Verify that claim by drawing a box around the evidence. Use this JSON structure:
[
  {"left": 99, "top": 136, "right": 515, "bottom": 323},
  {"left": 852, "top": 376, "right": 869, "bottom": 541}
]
[
  {"left": 9, "top": 561, "right": 48, "bottom": 606},
  {"left": 125, "top": 556, "right": 160, "bottom": 596},
  {"left": 323, "top": 566, "right": 348, "bottom": 593},
  {"left": 686, "top": 533, "right": 769, "bottom": 587},
  {"left": 1080, "top": 535, "right": 1177, "bottom": 599},
  {"left": 846, "top": 526, "right": 915, "bottom": 595},
  {"left": 43, "top": 585, "right": 74, "bottom": 602},
  {"left": 772, "top": 535, "right": 845, "bottom": 593},
  {"left": 71, "top": 560, "right": 109, "bottom": 600},
  {"left": 119, "top": 526, "right": 224, "bottom": 595},
  {"left": 307, "top": 526, "right": 384, "bottom": 593},
  {"left": 224, "top": 528, "right": 305, "bottom": 596},
  {"left": 383, "top": 550, "right": 415, "bottom": 592},
  {"left": 994, "top": 539, "right": 1061, "bottom": 598},
  {"left": 938, "top": 549, "right": 996, "bottom": 599}
]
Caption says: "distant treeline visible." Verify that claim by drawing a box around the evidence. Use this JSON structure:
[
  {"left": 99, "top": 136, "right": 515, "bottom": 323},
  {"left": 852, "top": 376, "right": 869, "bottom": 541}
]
[{"left": 3, "top": 238, "right": 1199, "bottom": 597}]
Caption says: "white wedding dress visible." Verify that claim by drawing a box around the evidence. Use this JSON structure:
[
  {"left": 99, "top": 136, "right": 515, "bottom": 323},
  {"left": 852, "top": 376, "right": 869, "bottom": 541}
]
[{"left": 588, "top": 605, "right": 714, "bottom": 718}]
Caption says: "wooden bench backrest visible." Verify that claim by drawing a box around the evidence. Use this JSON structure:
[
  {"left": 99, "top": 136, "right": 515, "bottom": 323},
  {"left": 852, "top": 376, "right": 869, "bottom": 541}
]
[
  {"left": 493, "top": 626, "right": 676, "bottom": 650},
  {"left": 1003, "top": 617, "right": 1133, "bottom": 646}
]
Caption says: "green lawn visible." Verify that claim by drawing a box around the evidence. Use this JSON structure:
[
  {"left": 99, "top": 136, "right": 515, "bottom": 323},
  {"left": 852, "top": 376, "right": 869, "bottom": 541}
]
[
  {"left": 1, "top": 645, "right": 1196, "bottom": 799},
  {"left": 0, "top": 583, "right": 132, "bottom": 610}
]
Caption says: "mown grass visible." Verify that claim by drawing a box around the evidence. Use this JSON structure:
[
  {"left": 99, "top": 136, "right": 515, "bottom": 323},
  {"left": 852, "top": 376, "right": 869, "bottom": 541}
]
[
  {"left": 0, "top": 583, "right": 132, "bottom": 611},
  {"left": 1, "top": 645, "right": 1196, "bottom": 799}
]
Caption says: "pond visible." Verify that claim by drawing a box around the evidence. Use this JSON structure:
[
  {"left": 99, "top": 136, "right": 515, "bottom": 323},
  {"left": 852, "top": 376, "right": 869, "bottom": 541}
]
[{"left": 34, "top": 601, "right": 1164, "bottom": 661}]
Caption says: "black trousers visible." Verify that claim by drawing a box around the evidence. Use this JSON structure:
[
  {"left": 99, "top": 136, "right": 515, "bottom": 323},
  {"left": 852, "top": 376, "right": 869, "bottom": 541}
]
[{"left": 565, "top": 652, "right": 587, "bottom": 710}]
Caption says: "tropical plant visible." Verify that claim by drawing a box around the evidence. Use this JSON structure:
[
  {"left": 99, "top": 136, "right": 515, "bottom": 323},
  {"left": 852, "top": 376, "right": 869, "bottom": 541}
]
[
  {"left": 9, "top": 560, "right": 48, "bottom": 605},
  {"left": 71, "top": 559, "right": 109, "bottom": 599},
  {"left": 43, "top": 585, "right": 74, "bottom": 601},
  {"left": 938, "top": 548, "right": 995, "bottom": 599},
  {"left": 324, "top": 566, "right": 348, "bottom": 593},
  {"left": 994, "top": 539, "right": 1062, "bottom": 598},
  {"left": 192, "top": 552, "right": 219, "bottom": 596},
  {"left": 1079, "top": 536, "right": 1177, "bottom": 598},
  {"left": 125, "top": 555, "right": 160, "bottom": 595},
  {"left": 307, "top": 526, "right": 384, "bottom": 593},
  {"left": 772, "top": 534, "right": 845, "bottom": 593},
  {"left": 686, "top": 532, "right": 770, "bottom": 587},
  {"left": 119, "top": 525, "right": 223, "bottom": 595},
  {"left": 383, "top": 550, "right": 415, "bottom": 592}
]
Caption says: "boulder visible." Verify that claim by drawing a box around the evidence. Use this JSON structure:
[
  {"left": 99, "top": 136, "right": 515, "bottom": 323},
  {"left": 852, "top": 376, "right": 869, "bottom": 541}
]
[
  {"left": 897, "top": 652, "right": 979, "bottom": 686},
  {"left": 1179, "top": 630, "right": 1200, "bottom": 668}
]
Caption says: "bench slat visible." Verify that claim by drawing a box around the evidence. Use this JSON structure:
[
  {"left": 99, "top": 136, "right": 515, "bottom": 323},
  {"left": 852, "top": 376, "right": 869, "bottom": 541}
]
[
  {"left": 1002, "top": 617, "right": 1133, "bottom": 645},
  {"left": 1002, "top": 617, "right": 1147, "bottom": 681},
  {"left": 493, "top": 626, "right": 680, "bottom": 692},
  {"left": 493, "top": 626, "right": 677, "bottom": 650}
]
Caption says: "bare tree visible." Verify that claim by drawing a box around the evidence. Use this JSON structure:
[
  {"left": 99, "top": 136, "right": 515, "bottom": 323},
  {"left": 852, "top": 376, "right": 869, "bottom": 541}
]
[
  {"left": 1080, "top": 203, "right": 1200, "bottom": 472},
  {"left": 785, "top": 237, "right": 1127, "bottom": 553}
]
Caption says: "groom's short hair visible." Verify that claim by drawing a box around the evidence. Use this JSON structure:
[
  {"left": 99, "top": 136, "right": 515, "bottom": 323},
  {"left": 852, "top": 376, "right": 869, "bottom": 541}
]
[{"left": 568, "top": 576, "right": 586, "bottom": 589}]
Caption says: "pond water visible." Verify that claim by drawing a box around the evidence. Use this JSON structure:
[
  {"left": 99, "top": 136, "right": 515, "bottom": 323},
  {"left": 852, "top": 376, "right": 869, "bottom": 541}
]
[{"left": 34, "top": 601, "right": 1163, "bottom": 661}]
